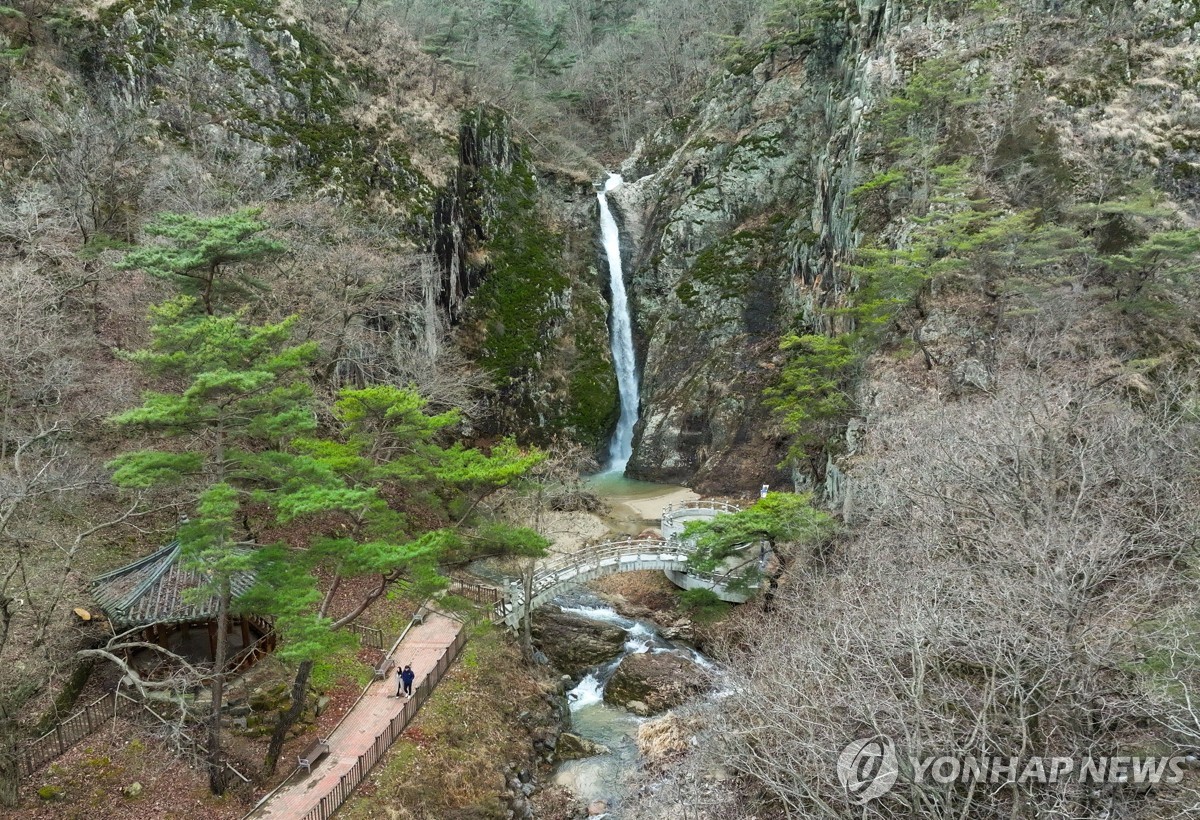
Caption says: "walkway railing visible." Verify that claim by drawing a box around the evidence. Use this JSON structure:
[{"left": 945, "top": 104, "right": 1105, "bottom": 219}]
[
  {"left": 448, "top": 578, "right": 503, "bottom": 606},
  {"left": 660, "top": 499, "right": 742, "bottom": 539},
  {"left": 299, "top": 627, "right": 468, "bottom": 820},
  {"left": 20, "top": 691, "right": 138, "bottom": 776},
  {"left": 536, "top": 538, "right": 676, "bottom": 576}
]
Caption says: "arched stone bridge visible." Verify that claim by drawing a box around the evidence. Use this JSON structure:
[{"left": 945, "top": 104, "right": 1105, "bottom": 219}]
[{"left": 493, "top": 499, "right": 756, "bottom": 630}]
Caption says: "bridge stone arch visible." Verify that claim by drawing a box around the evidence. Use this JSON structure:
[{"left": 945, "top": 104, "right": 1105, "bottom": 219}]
[
  {"left": 496, "top": 538, "right": 691, "bottom": 629},
  {"left": 494, "top": 499, "right": 756, "bottom": 629}
]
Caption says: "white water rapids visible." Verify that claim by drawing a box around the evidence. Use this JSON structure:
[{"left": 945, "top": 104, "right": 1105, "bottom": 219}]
[
  {"left": 553, "top": 595, "right": 728, "bottom": 817},
  {"left": 598, "top": 174, "right": 639, "bottom": 473}
]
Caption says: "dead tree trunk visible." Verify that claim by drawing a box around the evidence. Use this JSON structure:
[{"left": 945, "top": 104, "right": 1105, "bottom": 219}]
[{"left": 521, "top": 559, "right": 535, "bottom": 660}]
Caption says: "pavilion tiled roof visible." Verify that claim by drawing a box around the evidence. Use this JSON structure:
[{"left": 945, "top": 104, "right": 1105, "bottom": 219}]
[{"left": 90, "top": 541, "right": 257, "bottom": 629}]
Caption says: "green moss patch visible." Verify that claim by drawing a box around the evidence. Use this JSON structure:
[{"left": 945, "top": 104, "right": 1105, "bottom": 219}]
[
  {"left": 466, "top": 162, "right": 569, "bottom": 382},
  {"left": 563, "top": 283, "right": 619, "bottom": 448},
  {"left": 454, "top": 109, "right": 617, "bottom": 447},
  {"left": 674, "top": 215, "right": 789, "bottom": 323}
]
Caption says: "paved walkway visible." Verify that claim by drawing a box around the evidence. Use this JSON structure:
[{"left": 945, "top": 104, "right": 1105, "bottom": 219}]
[{"left": 246, "top": 612, "right": 464, "bottom": 819}]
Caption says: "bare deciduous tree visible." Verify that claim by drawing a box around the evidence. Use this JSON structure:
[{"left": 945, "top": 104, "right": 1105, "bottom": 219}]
[
  {"left": 270, "top": 202, "right": 490, "bottom": 412},
  {"left": 648, "top": 339, "right": 1200, "bottom": 819},
  {"left": 0, "top": 188, "right": 151, "bottom": 807}
]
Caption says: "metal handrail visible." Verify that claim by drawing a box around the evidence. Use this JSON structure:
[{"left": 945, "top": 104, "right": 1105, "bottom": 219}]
[
  {"left": 536, "top": 538, "right": 674, "bottom": 572},
  {"left": 488, "top": 497, "right": 762, "bottom": 626},
  {"left": 493, "top": 533, "right": 762, "bottom": 622},
  {"left": 661, "top": 499, "right": 742, "bottom": 519}
]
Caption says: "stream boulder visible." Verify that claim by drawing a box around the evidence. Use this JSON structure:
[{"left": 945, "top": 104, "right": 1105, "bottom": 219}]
[
  {"left": 532, "top": 606, "right": 627, "bottom": 677},
  {"left": 555, "top": 732, "right": 610, "bottom": 761},
  {"left": 604, "top": 652, "right": 708, "bottom": 715}
]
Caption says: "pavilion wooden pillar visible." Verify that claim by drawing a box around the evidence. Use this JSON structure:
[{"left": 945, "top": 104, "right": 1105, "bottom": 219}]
[
  {"left": 240, "top": 618, "right": 250, "bottom": 650},
  {"left": 207, "top": 621, "right": 217, "bottom": 661}
]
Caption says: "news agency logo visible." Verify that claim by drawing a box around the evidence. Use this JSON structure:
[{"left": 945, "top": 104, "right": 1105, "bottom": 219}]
[
  {"left": 836, "top": 736, "right": 1194, "bottom": 804},
  {"left": 837, "top": 736, "right": 899, "bottom": 804}
]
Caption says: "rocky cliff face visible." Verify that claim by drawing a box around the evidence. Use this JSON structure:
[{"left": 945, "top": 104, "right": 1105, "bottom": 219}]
[
  {"left": 62, "top": 0, "right": 618, "bottom": 448},
  {"left": 442, "top": 109, "right": 618, "bottom": 448},
  {"left": 613, "top": 0, "right": 1200, "bottom": 494},
  {"left": 67, "top": 0, "right": 452, "bottom": 216},
  {"left": 613, "top": 1, "right": 901, "bottom": 493}
]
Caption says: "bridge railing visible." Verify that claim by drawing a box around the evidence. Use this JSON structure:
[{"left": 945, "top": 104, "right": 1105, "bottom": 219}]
[
  {"left": 508, "top": 539, "right": 682, "bottom": 605},
  {"left": 537, "top": 538, "right": 673, "bottom": 573},
  {"left": 661, "top": 500, "right": 744, "bottom": 540},
  {"left": 493, "top": 534, "right": 761, "bottom": 625},
  {"left": 661, "top": 499, "right": 742, "bottom": 520}
]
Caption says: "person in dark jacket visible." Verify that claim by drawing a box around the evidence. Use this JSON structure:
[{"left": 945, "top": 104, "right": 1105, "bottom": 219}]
[{"left": 399, "top": 663, "right": 415, "bottom": 698}]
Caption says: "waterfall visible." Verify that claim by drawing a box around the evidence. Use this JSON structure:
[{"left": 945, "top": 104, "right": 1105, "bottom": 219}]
[{"left": 598, "top": 174, "right": 639, "bottom": 473}]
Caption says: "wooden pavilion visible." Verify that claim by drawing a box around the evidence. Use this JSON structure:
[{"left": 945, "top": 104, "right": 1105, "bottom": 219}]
[{"left": 90, "top": 540, "right": 275, "bottom": 675}]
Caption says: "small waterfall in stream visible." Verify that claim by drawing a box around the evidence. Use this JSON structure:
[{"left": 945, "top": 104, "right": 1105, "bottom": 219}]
[
  {"left": 552, "top": 594, "right": 725, "bottom": 817},
  {"left": 598, "top": 174, "right": 639, "bottom": 474}
]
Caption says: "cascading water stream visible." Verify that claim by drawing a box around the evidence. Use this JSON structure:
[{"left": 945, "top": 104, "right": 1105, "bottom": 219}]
[
  {"left": 551, "top": 593, "right": 727, "bottom": 816},
  {"left": 598, "top": 174, "right": 639, "bottom": 474}
]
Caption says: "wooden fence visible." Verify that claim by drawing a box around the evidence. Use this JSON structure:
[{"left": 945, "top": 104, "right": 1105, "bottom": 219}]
[
  {"left": 447, "top": 578, "right": 502, "bottom": 606},
  {"left": 345, "top": 622, "right": 385, "bottom": 650},
  {"left": 24, "top": 618, "right": 278, "bottom": 778},
  {"left": 21, "top": 691, "right": 138, "bottom": 777},
  {"left": 227, "top": 627, "right": 279, "bottom": 678},
  {"left": 299, "top": 627, "right": 468, "bottom": 820}
]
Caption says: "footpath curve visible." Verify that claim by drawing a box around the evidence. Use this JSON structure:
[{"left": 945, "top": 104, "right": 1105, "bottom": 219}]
[{"left": 243, "top": 498, "right": 746, "bottom": 817}]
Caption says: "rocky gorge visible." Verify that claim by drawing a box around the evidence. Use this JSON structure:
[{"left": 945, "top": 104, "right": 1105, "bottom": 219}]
[{"left": 530, "top": 591, "right": 717, "bottom": 818}]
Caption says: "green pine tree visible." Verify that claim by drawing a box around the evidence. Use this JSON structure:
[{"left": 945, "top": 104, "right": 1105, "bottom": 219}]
[
  {"left": 771, "top": 162, "right": 1075, "bottom": 474},
  {"left": 115, "top": 209, "right": 284, "bottom": 316},
  {"left": 1072, "top": 191, "right": 1200, "bottom": 333},
  {"left": 256, "top": 384, "right": 546, "bottom": 773},
  {"left": 683, "top": 492, "right": 834, "bottom": 602},
  {"left": 764, "top": 333, "right": 859, "bottom": 469},
  {"left": 108, "top": 295, "right": 318, "bottom": 795},
  {"left": 763, "top": 0, "right": 843, "bottom": 55}
]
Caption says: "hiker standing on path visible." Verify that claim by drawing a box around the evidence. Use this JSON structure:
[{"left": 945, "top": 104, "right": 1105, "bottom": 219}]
[{"left": 399, "top": 663, "right": 415, "bottom": 698}]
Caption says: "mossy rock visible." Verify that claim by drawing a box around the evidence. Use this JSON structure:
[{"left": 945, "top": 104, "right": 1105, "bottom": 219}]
[
  {"left": 37, "top": 785, "right": 64, "bottom": 801},
  {"left": 603, "top": 652, "right": 708, "bottom": 715},
  {"left": 531, "top": 607, "right": 627, "bottom": 677},
  {"left": 555, "top": 732, "right": 609, "bottom": 761}
]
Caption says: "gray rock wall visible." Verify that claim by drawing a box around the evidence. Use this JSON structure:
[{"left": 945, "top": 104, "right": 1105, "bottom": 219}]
[{"left": 617, "top": 2, "right": 901, "bottom": 493}]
